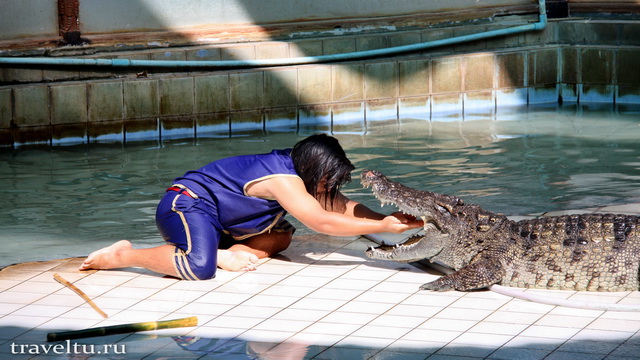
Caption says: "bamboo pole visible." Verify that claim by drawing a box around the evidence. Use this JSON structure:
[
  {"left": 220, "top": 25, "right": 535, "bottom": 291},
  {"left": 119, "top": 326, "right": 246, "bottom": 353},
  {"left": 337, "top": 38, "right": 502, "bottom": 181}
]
[
  {"left": 53, "top": 273, "right": 108, "bottom": 319},
  {"left": 47, "top": 316, "right": 198, "bottom": 342}
]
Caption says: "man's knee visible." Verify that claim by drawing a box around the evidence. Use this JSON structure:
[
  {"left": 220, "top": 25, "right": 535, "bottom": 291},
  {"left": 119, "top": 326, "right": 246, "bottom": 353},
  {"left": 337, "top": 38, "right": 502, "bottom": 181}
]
[
  {"left": 175, "top": 249, "right": 217, "bottom": 281},
  {"left": 184, "top": 264, "right": 217, "bottom": 281},
  {"left": 193, "top": 265, "right": 217, "bottom": 281}
]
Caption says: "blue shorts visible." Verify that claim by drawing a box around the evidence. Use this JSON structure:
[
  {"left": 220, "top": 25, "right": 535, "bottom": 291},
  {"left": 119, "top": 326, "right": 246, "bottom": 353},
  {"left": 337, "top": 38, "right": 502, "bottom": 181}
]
[
  {"left": 156, "top": 187, "right": 222, "bottom": 280},
  {"left": 155, "top": 186, "right": 295, "bottom": 281}
]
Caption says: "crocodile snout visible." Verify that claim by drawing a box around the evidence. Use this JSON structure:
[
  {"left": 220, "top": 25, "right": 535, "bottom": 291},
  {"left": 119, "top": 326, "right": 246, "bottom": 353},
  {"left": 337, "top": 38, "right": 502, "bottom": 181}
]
[{"left": 360, "top": 169, "right": 384, "bottom": 187}]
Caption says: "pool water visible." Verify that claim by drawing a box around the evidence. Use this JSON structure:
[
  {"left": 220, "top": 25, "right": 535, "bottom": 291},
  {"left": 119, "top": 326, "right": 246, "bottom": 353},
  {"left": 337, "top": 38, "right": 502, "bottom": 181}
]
[{"left": 1, "top": 105, "right": 639, "bottom": 268}]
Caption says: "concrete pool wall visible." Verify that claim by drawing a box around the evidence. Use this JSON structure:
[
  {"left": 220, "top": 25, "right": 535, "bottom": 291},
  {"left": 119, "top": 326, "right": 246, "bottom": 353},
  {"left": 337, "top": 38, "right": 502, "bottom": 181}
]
[{"left": 1, "top": 19, "right": 639, "bottom": 147}]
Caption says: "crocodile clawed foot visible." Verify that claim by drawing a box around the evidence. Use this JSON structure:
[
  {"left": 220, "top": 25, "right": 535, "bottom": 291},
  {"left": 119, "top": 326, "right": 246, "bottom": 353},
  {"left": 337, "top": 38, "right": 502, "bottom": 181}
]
[{"left": 419, "top": 280, "right": 454, "bottom": 292}]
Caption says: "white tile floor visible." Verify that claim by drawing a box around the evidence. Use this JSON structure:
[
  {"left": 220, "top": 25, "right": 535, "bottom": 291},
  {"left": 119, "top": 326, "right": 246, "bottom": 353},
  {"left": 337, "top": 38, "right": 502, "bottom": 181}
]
[{"left": 0, "top": 204, "right": 639, "bottom": 359}]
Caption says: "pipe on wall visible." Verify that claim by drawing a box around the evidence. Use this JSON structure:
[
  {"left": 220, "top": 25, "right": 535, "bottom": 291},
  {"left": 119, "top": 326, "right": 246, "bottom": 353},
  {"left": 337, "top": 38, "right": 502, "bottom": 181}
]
[{"left": 0, "top": 0, "right": 547, "bottom": 69}]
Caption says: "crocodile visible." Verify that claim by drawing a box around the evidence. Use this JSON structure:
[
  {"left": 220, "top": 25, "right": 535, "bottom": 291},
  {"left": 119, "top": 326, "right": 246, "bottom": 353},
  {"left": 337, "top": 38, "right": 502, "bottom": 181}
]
[{"left": 361, "top": 169, "right": 640, "bottom": 292}]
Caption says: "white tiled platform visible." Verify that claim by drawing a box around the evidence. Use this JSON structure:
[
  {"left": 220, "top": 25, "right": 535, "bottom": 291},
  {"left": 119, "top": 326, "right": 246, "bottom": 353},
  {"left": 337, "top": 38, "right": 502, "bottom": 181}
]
[{"left": 1, "top": 204, "right": 639, "bottom": 359}]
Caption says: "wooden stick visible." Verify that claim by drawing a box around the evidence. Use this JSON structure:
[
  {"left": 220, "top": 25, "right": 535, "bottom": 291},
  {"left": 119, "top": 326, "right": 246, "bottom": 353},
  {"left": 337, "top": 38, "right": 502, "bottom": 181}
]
[
  {"left": 53, "top": 273, "right": 108, "bottom": 319},
  {"left": 47, "top": 316, "right": 198, "bottom": 342}
]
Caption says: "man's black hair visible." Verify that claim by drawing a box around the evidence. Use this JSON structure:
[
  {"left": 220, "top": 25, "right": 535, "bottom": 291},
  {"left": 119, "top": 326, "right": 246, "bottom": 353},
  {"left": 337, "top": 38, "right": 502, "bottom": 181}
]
[{"left": 291, "top": 134, "right": 355, "bottom": 206}]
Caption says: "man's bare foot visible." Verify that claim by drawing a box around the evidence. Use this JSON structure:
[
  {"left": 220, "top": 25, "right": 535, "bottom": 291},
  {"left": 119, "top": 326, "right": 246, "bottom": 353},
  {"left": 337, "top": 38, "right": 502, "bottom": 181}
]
[
  {"left": 79, "top": 240, "right": 133, "bottom": 271},
  {"left": 217, "top": 249, "right": 259, "bottom": 272}
]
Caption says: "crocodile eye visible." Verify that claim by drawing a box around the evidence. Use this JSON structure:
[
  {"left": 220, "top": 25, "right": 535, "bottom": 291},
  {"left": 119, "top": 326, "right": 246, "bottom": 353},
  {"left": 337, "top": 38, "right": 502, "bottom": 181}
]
[{"left": 435, "top": 204, "right": 450, "bottom": 215}]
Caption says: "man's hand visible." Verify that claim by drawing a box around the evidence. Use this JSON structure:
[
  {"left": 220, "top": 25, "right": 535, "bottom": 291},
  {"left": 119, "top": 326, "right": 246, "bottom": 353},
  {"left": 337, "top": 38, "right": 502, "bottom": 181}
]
[{"left": 382, "top": 213, "right": 424, "bottom": 233}]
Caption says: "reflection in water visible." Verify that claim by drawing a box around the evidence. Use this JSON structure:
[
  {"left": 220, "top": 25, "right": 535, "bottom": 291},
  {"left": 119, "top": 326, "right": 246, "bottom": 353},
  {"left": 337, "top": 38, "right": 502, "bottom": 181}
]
[
  {"left": 347, "top": 107, "right": 640, "bottom": 216},
  {"left": 1, "top": 106, "right": 639, "bottom": 267},
  {"left": 174, "top": 336, "right": 310, "bottom": 359}
]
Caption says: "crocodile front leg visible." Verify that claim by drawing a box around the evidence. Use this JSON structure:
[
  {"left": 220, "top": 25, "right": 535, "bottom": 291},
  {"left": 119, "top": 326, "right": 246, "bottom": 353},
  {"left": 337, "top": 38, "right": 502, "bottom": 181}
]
[{"left": 420, "top": 255, "right": 505, "bottom": 291}]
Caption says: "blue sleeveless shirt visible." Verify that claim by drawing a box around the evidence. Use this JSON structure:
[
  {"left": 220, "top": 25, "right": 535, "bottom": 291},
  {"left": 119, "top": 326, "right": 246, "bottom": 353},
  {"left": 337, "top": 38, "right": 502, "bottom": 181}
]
[{"left": 172, "top": 149, "right": 299, "bottom": 239}]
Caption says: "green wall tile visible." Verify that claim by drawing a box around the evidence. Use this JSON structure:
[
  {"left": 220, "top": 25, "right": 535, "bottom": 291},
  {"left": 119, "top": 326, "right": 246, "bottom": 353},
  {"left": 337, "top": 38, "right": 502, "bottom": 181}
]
[
  {"left": 453, "top": 26, "right": 487, "bottom": 52},
  {"left": 3, "top": 68, "right": 43, "bottom": 84},
  {"left": 421, "top": 28, "right": 453, "bottom": 43},
  {"left": 43, "top": 69, "right": 80, "bottom": 82},
  {"left": 13, "top": 126, "right": 50, "bottom": 145},
  {"left": 332, "top": 64, "right": 364, "bottom": 102},
  {"left": 561, "top": 48, "right": 579, "bottom": 84},
  {"left": 621, "top": 23, "right": 640, "bottom": 46},
  {"left": 88, "top": 81, "right": 124, "bottom": 122},
  {"left": 398, "top": 96, "right": 430, "bottom": 120},
  {"left": 323, "top": 38, "right": 356, "bottom": 55},
  {"left": 229, "top": 72, "right": 264, "bottom": 111},
  {"left": 14, "top": 85, "right": 49, "bottom": 127},
  {"left": 256, "top": 42, "right": 289, "bottom": 60},
  {"left": 584, "top": 22, "right": 619, "bottom": 45},
  {"left": 486, "top": 24, "right": 520, "bottom": 49},
  {"left": 196, "top": 113, "right": 230, "bottom": 137},
  {"left": 364, "top": 62, "right": 398, "bottom": 100},
  {"left": 264, "top": 107, "right": 297, "bottom": 132},
  {"left": 0, "top": 89, "right": 11, "bottom": 128},
  {"left": 124, "top": 79, "right": 159, "bottom": 119},
  {"left": 558, "top": 22, "right": 584, "bottom": 45},
  {"left": 497, "top": 52, "right": 525, "bottom": 88},
  {"left": 365, "top": 99, "right": 398, "bottom": 121},
  {"left": 51, "top": 83, "right": 87, "bottom": 125},
  {"left": 617, "top": 49, "right": 640, "bottom": 86},
  {"left": 298, "top": 66, "right": 331, "bottom": 105},
  {"left": 432, "top": 93, "right": 463, "bottom": 116},
  {"left": 465, "top": 54, "right": 495, "bottom": 91},
  {"left": 464, "top": 91, "right": 495, "bottom": 113},
  {"left": 432, "top": 57, "right": 462, "bottom": 94},
  {"left": 150, "top": 49, "right": 187, "bottom": 61},
  {"left": 581, "top": 48, "right": 613, "bottom": 85},
  {"left": 88, "top": 120, "right": 124, "bottom": 143},
  {"left": 161, "top": 117, "right": 195, "bottom": 139},
  {"left": 332, "top": 102, "right": 365, "bottom": 134},
  {"left": 388, "top": 31, "right": 421, "bottom": 47},
  {"left": 221, "top": 45, "right": 256, "bottom": 61},
  {"left": 529, "top": 48, "right": 558, "bottom": 86},
  {"left": 160, "top": 77, "right": 194, "bottom": 116},
  {"left": 264, "top": 68, "right": 298, "bottom": 108},
  {"left": 298, "top": 104, "right": 331, "bottom": 134},
  {"left": 230, "top": 110, "right": 263, "bottom": 134},
  {"left": 52, "top": 123, "right": 86, "bottom": 143},
  {"left": 290, "top": 40, "right": 323, "bottom": 57},
  {"left": 356, "top": 36, "right": 389, "bottom": 51},
  {"left": 186, "top": 47, "right": 222, "bottom": 61},
  {"left": 195, "top": 74, "right": 229, "bottom": 113},
  {"left": 399, "top": 59, "right": 430, "bottom": 97},
  {"left": 125, "top": 118, "right": 159, "bottom": 141},
  {"left": 520, "top": 21, "right": 557, "bottom": 47}
]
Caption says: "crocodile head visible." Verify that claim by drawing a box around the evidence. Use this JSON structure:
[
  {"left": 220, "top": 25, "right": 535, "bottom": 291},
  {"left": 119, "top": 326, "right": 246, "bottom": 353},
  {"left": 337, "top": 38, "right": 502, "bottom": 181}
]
[{"left": 361, "top": 169, "right": 466, "bottom": 263}]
